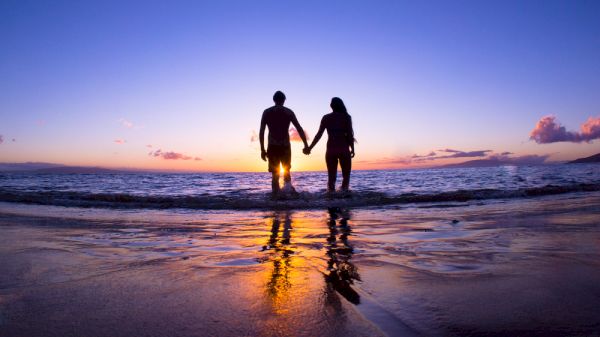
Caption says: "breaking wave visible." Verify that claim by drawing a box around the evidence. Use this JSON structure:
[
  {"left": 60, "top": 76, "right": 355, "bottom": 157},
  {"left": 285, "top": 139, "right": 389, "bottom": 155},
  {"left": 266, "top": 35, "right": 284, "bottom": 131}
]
[{"left": 1, "top": 183, "right": 599, "bottom": 210}]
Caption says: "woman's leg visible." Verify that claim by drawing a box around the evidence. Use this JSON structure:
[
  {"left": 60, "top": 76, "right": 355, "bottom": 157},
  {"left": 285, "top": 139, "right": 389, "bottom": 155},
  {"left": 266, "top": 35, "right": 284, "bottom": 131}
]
[
  {"left": 340, "top": 152, "right": 352, "bottom": 191},
  {"left": 325, "top": 153, "right": 338, "bottom": 192}
]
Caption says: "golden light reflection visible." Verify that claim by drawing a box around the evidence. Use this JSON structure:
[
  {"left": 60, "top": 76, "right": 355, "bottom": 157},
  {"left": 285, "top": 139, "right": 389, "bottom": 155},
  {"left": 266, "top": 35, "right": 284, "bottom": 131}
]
[{"left": 262, "top": 211, "right": 296, "bottom": 313}]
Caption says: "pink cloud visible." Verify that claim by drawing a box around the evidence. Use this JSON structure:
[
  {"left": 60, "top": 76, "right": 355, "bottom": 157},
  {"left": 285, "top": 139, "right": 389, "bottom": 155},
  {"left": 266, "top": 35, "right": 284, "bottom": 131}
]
[
  {"left": 148, "top": 149, "right": 201, "bottom": 161},
  {"left": 530, "top": 115, "right": 600, "bottom": 144},
  {"left": 439, "top": 148, "right": 461, "bottom": 153},
  {"left": 114, "top": 139, "right": 126, "bottom": 144},
  {"left": 435, "top": 149, "right": 492, "bottom": 159},
  {"left": 249, "top": 128, "right": 309, "bottom": 142},
  {"left": 146, "top": 144, "right": 153, "bottom": 148},
  {"left": 581, "top": 116, "right": 600, "bottom": 140},
  {"left": 289, "top": 127, "right": 309, "bottom": 142},
  {"left": 412, "top": 151, "right": 436, "bottom": 159},
  {"left": 363, "top": 149, "right": 539, "bottom": 167},
  {"left": 0, "top": 135, "right": 3, "bottom": 144},
  {"left": 363, "top": 152, "right": 548, "bottom": 168},
  {"left": 408, "top": 149, "right": 491, "bottom": 162}
]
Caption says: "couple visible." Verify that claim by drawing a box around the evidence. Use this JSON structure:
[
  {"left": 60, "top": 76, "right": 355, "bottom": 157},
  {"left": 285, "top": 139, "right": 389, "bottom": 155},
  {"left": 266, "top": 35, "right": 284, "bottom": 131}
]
[{"left": 259, "top": 91, "right": 355, "bottom": 196}]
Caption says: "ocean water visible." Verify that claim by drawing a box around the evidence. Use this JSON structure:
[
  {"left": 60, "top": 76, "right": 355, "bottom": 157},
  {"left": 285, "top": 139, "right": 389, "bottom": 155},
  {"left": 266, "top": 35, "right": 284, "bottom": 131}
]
[
  {"left": 0, "top": 164, "right": 599, "bottom": 210},
  {"left": 1, "top": 164, "right": 600, "bottom": 335}
]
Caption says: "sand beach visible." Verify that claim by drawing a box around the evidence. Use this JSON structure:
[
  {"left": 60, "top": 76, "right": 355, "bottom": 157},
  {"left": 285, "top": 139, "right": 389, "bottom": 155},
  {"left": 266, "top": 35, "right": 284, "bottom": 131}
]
[{"left": 1, "top": 191, "right": 599, "bottom": 336}]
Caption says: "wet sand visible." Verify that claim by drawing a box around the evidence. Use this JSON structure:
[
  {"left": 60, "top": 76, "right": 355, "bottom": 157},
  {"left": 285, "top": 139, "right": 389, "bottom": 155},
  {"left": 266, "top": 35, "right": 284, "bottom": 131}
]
[{"left": 1, "top": 193, "right": 600, "bottom": 336}]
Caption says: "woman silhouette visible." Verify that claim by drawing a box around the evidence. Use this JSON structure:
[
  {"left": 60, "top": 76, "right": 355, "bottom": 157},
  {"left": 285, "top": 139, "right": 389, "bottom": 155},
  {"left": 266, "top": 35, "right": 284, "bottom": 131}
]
[{"left": 305, "top": 97, "right": 355, "bottom": 192}]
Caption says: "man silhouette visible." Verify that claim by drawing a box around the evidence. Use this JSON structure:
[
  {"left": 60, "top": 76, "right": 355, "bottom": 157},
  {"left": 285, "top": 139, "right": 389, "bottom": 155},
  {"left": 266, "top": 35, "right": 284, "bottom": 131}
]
[{"left": 260, "top": 91, "right": 309, "bottom": 196}]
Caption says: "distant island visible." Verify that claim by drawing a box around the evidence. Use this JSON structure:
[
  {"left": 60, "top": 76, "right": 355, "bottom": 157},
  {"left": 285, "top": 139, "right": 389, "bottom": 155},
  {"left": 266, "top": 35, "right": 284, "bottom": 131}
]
[
  {"left": 32, "top": 166, "right": 123, "bottom": 174},
  {"left": 0, "top": 162, "right": 197, "bottom": 174},
  {"left": 0, "top": 162, "right": 124, "bottom": 174},
  {"left": 439, "top": 155, "right": 548, "bottom": 169},
  {"left": 568, "top": 153, "right": 600, "bottom": 164}
]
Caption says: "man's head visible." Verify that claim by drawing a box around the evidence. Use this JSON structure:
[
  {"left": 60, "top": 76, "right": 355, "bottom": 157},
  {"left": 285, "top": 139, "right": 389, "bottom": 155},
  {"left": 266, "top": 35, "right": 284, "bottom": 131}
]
[{"left": 273, "top": 91, "right": 286, "bottom": 105}]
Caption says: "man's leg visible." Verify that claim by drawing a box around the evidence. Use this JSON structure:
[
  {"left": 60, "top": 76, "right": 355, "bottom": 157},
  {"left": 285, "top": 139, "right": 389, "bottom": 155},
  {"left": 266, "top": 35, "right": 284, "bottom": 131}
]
[
  {"left": 340, "top": 152, "right": 352, "bottom": 191},
  {"left": 267, "top": 146, "right": 281, "bottom": 195},
  {"left": 272, "top": 171, "right": 280, "bottom": 194},
  {"left": 283, "top": 164, "right": 291, "bottom": 183},
  {"left": 282, "top": 146, "right": 292, "bottom": 186},
  {"left": 325, "top": 153, "right": 338, "bottom": 192}
]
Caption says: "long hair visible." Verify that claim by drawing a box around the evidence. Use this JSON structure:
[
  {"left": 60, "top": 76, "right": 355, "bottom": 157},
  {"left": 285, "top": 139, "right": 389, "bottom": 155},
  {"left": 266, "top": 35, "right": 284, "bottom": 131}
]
[{"left": 330, "top": 97, "right": 355, "bottom": 143}]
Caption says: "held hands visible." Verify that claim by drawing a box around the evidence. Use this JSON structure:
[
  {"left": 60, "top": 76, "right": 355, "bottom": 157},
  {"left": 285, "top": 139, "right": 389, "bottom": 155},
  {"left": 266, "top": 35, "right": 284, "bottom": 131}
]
[
  {"left": 261, "top": 150, "right": 267, "bottom": 161},
  {"left": 303, "top": 146, "right": 311, "bottom": 155}
]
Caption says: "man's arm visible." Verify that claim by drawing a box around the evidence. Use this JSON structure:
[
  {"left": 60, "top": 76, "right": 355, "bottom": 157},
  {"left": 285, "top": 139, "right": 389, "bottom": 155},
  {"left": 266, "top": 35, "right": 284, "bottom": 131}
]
[
  {"left": 290, "top": 113, "right": 309, "bottom": 149},
  {"left": 259, "top": 112, "right": 267, "bottom": 161}
]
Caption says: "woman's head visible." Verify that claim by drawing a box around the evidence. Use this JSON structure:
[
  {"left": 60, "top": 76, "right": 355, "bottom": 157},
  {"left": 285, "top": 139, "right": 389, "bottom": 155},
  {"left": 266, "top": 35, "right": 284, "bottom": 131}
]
[{"left": 330, "top": 97, "right": 347, "bottom": 114}]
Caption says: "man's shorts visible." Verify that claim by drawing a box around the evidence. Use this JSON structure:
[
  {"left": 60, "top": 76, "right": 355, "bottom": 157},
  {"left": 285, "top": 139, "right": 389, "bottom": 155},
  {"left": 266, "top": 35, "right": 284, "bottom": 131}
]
[{"left": 267, "top": 145, "right": 291, "bottom": 173}]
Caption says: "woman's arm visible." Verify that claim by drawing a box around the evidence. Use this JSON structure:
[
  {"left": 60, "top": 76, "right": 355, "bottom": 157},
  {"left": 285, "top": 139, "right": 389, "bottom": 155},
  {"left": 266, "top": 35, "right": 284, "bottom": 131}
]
[
  {"left": 347, "top": 116, "right": 355, "bottom": 157},
  {"left": 308, "top": 117, "right": 326, "bottom": 152}
]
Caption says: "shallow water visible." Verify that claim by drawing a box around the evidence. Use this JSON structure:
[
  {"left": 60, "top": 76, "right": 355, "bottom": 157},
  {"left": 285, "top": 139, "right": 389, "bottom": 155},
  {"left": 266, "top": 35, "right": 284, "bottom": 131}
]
[
  {"left": 1, "top": 192, "right": 600, "bottom": 336},
  {"left": 1, "top": 164, "right": 599, "bottom": 210}
]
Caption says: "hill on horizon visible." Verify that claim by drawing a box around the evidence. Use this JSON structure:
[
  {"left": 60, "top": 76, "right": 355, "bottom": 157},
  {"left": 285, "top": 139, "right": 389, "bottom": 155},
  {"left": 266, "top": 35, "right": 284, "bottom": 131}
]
[
  {"left": 439, "top": 155, "right": 548, "bottom": 168},
  {"left": 0, "top": 162, "right": 125, "bottom": 174},
  {"left": 569, "top": 153, "right": 600, "bottom": 164}
]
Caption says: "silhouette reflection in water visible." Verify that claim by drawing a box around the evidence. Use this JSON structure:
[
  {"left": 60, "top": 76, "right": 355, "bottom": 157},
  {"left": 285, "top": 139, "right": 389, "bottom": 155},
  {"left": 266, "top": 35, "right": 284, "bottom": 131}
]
[
  {"left": 324, "top": 207, "right": 361, "bottom": 304},
  {"left": 260, "top": 209, "right": 361, "bottom": 312},
  {"left": 261, "top": 211, "right": 294, "bottom": 306}
]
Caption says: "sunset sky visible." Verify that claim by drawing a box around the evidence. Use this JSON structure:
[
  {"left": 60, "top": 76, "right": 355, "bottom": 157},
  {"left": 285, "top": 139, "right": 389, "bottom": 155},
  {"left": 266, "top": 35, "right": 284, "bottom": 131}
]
[{"left": 1, "top": 0, "right": 599, "bottom": 172}]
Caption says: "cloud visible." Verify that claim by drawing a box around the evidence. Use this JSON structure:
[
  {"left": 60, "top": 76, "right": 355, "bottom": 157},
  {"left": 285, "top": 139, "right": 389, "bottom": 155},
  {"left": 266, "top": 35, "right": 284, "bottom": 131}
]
[
  {"left": 119, "top": 118, "right": 144, "bottom": 130},
  {"left": 146, "top": 144, "right": 153, "bottom": 148},
  {"left": 148, "top": 149, "right": 201, "bottom": 161},
  {"left": 114, "top": 139, "right": 126, "bottom": 144},
  {"left": 249, "top": 128, "right": 310, "bottom": 143},
  {"left": 439, "top": 148, "right": 461, "bottom": 153},
  {"left": 11, "top": 138, "right": 16, "bottom": 142},
  {"left": 363, "top": 148, "right": 540, "bottom": 167},
  {"left": 364, "top": 152, "right": 549, "bottom": 168},
  {"left": 119, "top": 118, "right": 134, "bottom": 128},
  {"left": 530, "top": 115, "right": 600, "bottom": 144},
  {"left": 436, "top": 149, "right": 492, "bottom": 159},
  {"left": 0, "top": 135, "right": 3, "bottom": 144},
  {"left": 289, "top": 127, "right": 309, "bottom": 142},
  {"left": 407, "top": 149, "right": 491, "bottom": 162},
  {"left": 250, "top": 130, "right": 258, "bottom": 142},
  {"left": 412, "top": 151, "right": 436, "bottom": 159}
]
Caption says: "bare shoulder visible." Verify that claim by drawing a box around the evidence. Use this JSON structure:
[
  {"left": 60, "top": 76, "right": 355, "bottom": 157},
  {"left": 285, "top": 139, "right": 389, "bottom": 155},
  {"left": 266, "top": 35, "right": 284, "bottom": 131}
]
[{"left": 284, "top": 106, "right": 295, "bottom": 115}]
